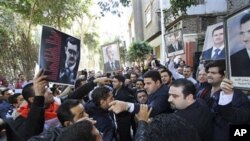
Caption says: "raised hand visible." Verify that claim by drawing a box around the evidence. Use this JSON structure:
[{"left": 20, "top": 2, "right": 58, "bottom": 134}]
[
  {"left": 108, "top": 100, "right": 128, "bottom": 114},
  {"left": 220, "top": 78, "right": 234, "bottom": 94},
  {"left": 135, "top": 104, "right": 152, "bottom": 122},
  {"left": 33, "top": 69, "right": 48, "bottom": 96},
  {"left": 94, "top": 77, "right": 113, "bottom": 85}
]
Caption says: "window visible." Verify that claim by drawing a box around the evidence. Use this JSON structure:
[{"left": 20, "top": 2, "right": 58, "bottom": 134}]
[{"left": 145, "top": 5, "right": 152, "bottom": 26}]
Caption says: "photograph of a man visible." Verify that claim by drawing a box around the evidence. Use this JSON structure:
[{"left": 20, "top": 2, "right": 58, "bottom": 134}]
[
  {"left": 59, "top": 37, "right": 80, "bottom": 85},
  {"left": 167, "top": 32, "right": 183, "bottom": 53},
  {"left": 103, "top": 45, "right": 120, "bottom": 72},
  {"left": 230, "top": 12, "right": 250, "bottom": 77},
  {"left": 202, "top": 25, "right": 225, "bottom": 60}
]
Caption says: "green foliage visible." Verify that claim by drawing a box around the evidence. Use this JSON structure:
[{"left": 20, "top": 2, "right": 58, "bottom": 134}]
[
  {"left": 126, "top": 41, "right": 153, "bottom": 63},
  {"left": 97, "top": 0, "right": 196, "bottom": 17},
  {"left": 170, "top": 0, "right": 198, "bottom": 16},
  {"left": 0, "top": 0, "right": 93, "bottom": 78},
  {"left": 97, "top": 0, "right": 131, "bottom": 17},
  {"left": 0, "top": 0, "right": 92, "bottom": 29},
  {"left": 119, "top": 40, "right": 126, "bottom": 65},
  {"left": 84, "top": 32, "right": 99, "bottom": 52}
]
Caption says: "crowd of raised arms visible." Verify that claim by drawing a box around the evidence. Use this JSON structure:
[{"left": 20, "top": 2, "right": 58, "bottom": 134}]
[{"left": 0, "top": 55, "right": 250, "bottom": 141}]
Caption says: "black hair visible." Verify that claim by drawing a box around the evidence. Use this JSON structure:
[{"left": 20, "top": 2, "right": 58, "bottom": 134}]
[
  {"left": 143, "top": 70, "right": 162, "bottom": 83},
  {"left": 81, "top": 70, "right": 88, "bottom": 77},
  {"left": 113, "top": 75, "right": 125, "bottom": 85},
  {"left": 136, "top": 79, "right": 144, "bottom": 84},
  {"left": 240, "top": 12, "right": 250, "bottom": 25},
  {"left": 91, "top": 87, "right": 111, "bottom": 107},
  {"left": 57, "top": 99, "right": 81, "bottom": 127},
  {"left": 184, "top": 65, "right": 193, "bottom": 71},
  {"left": 136, "top": 89, "right": 147, "bottom": 97},
  {"left": 1, "top": 88, "right": 10, "bottom": 95},
  {"left": 66, "top": 37, "right": 78, "bottom": 47},
  {"left": 56, "top": 120, "right": 96, "bottom": 141},
  {"left": 160, "top": 69, "right": 173, "bottom": 78},
  {"left": 22, "top": 83, "right": 35, "bottom": 104},
  {"left": 158, "top": 65, "right": 167, "bottom": 70},
  {"left": 205, "top": 60, "right": 225, "bottom": 76},
  {"left": 106, "top": 72, "right": 111, "bottom": 78},
  {"left": 8, "top": 93, "right": 21, "bottom": 104},
  {"left": 212, "top": 25, "right": 223, "bottom": 36},
  {"left": 144, "top": 114, "right": 201, "bottom": 141},
  {"left": 75, "top": 78, "right": 86, "bottom": 89},
  {"left": 170, "top": 79, "right": 196, "bottom": 99},
  {"left": 123, "top": 73, "right": 130, "bottom": 79}
]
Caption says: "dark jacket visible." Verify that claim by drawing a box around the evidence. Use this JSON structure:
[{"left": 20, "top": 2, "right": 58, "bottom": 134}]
[
  {"left": 175, "top": 99, "right": 213, "bottom": 141},
  {"left": 202, "top": 47, "right": 225, "bottom": 60},
  {"left": 211, "top": 90, "right": 250, "bottom": 141},
  {"left": 196, "top": 83, "right": 212, "bottom": 101},
  {"left": 230, "top": 48, "right": 250, "bottom": 76},
  {"left": 85, "top": 101, "right": 118, "bottom": 141},
  {"left": 195, "top": 82, "right": 211, "bottom": 92},
  {"left": 4, "top": 96, "right": 45, "bottom": 141},
  {"left": 59, "top": 66, "right": 78, "bottom": 85},
  {"left": 104, "top": 60, "right": 120, "bottom": 72},
  {"left": 113, "top": 87, "right": 135, "bottom": 141},
  {"left": 134, "top": 121, "right": 147, "bottom": 141},
  {"left": 113, "top": 87, "right": 135, "bottom": 103},
  {"left": 134, "top": 85, "right": 173, "bottom": 117},
  {"left": 167, "top": 41, "right": 183, "bottom": 53},
  {"left": 0, "top": 100, "right": 11, "bottom": 119},
  {"left": 67, "top": 81, "right": 96, "bottom": 99},
  {"left": 28, "top": 126, "right": 64, "bottom": 141}
]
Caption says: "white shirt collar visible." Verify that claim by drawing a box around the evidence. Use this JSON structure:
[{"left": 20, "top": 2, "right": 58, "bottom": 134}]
[
  {"left": 211, "top": 45, "right": 224, "bottom": 57},
  {"left": 246, "top": 48, "right": 250, "bottom": 58},
  {"left": 65, "top": 63, "right": 76, "bottom": 71}
]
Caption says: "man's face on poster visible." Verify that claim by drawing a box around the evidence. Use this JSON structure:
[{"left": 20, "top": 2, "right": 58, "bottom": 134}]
[
  {"left": 65, "top": 41, "right": 78, "bottom": 67},
  {"left": 169, "top": 34, "right": 177, "bottom": 45},
  {"left": 212, "top": 28, "right": 224, "bottom": 47},
  {"left": 240, "top": 20, "right": 250, "bottom": 49},
  {"left": 107, "top": 47, "right": 114, "bottom": 61}
]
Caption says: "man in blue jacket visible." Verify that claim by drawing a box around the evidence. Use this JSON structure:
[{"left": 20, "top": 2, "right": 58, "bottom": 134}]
[
  {"left": 108, "top": 70, "right": 173, "bottom": 117},
  {"left": 85, "top": 86, "right": 118, "bottom": 141}
]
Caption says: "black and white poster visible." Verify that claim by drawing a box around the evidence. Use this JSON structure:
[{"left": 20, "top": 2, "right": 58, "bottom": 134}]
[{"left": 39, "top": 26, "right": 80, "bottom": 85}]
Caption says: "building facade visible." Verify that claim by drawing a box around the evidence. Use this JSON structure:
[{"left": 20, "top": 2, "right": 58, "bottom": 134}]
[{"left": 128, "top": 0, "right": 249, "bottom": 69}]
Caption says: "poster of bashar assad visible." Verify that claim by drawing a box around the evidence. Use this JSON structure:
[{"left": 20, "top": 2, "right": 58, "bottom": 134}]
[
  {"left": 39, "top": 26, "right": 80, "bottom": 86},
  {"left": 102, "top": 42, "right": 121, "bottom": 73},
  {"left": 226, "top": 5, "right": 250, "bottom": 89},
  {"left": 201, "top": 22, "right": 225, "bottom": 61},
  {"left": 164, "top": 29, "right": 184, "bottom": 57}
]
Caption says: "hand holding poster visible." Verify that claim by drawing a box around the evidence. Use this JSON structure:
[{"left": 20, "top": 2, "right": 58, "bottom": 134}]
[{"left": 39, "top": 26, "right": 80, "bottom": 85}]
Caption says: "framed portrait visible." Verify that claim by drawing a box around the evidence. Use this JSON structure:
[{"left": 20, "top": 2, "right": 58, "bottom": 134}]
[
  {"left": 201, "top": 22, "right": 225, "bottom": 61},
  {"left": 101, "top": 41, "right": 121, "bottom": 73},
  {"left": 164, "top": 29, "right": 184, "bottom": 57},
  {"left": 39, "top": 26, "right": 80, "bottom": 85},
  {"left": 225, "top": 5, "right": 250, "bottom": 90}
]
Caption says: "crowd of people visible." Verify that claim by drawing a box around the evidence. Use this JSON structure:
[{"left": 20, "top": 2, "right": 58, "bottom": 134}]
[{"left": 0, "top": 55, "right": 250, "bottom": 141}]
